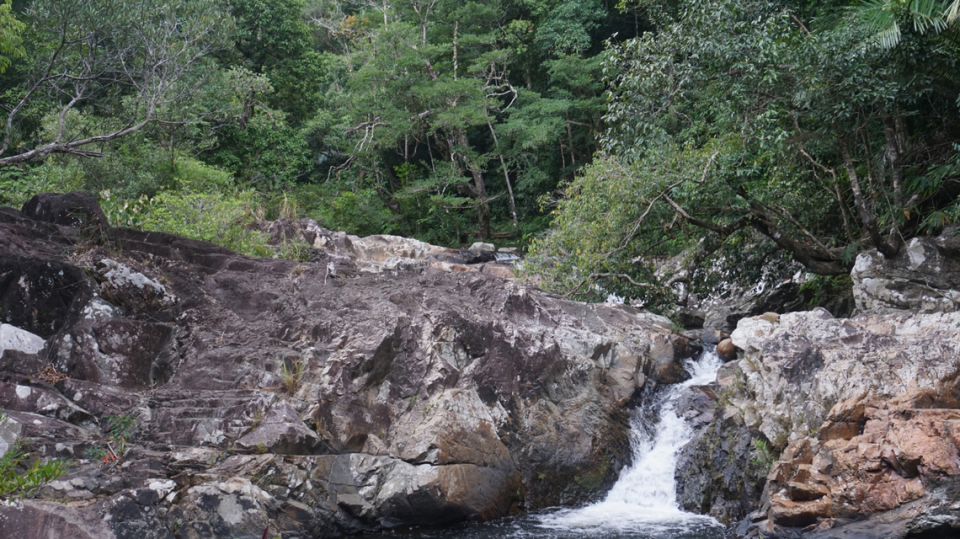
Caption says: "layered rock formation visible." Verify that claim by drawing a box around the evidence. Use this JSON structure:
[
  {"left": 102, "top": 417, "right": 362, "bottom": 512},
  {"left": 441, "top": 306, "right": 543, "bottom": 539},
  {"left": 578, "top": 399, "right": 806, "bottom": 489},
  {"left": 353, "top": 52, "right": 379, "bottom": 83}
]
[
  {"left": 676, "top": 304, "right": 960, "bottom": 538},
  {"left": 851, "top": 229, "right": 960, "bottom": 314},
  {"left": 0, "top": 192, "right": 697, "bottom": 538}
]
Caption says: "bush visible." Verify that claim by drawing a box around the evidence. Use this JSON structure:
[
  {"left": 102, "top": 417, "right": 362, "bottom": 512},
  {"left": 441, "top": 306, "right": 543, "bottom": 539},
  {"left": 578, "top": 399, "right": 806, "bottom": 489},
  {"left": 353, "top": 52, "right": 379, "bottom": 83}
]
[{"left": 143, "top": 190, "right": 272, "bottom": 256}]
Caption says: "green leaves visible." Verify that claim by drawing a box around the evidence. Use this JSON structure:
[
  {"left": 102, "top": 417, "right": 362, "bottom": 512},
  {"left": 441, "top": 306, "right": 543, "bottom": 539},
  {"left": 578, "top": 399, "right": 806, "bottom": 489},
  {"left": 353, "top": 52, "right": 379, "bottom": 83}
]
[
  {"left": 0, "top": 434, "right": 70, "bottom": 500},
  {"left": 530, "top": 0, "right": 960, "bottom": 306},
  {"left": 853, "top": 0, "right": 951, "bottom": 49},
  {"left": 0, "top": 0, "right": 24, "bottom": 74}
]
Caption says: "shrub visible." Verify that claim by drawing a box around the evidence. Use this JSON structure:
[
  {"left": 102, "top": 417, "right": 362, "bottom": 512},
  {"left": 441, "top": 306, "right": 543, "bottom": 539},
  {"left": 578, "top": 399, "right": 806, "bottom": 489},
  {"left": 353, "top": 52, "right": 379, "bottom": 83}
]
[{"left": 142, "top": 190, "right": 272, "bottom": 257}]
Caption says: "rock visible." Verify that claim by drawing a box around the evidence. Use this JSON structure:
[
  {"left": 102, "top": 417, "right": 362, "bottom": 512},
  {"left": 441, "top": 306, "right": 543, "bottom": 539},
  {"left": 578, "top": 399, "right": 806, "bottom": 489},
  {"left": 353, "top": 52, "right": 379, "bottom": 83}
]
[
  {"left": 0, "top": 323, "right": 46, "bottom": 357},
  {"left": 0, "top": 381, "right": 92, "bottom": 424},
  {"left": 851, "top": 233, "right": 960, "bottom": 314},
  {"left": 93, "top": 258, "right": 177, "bottom": 311},
  {"left": 0, "top": 500, "right": 118, "bottom": 539},
  {"left": 0, "top": 412, "right": 20, "bottom": 457},
  {"left": 21, "top": 191, "right": 110, "bottom": 230},
  {"left": 674, "top": 307, "right": 706, "bottom": 329},
  {"left": 236, "top": 403, "right": 324, "bottom": 455},
  {"left": 0, "top": 194, "right": 699, "bottom": 533},
  {"left": 498, "top": 247, "right": 518, "bottom": 254},
  {"left": 701, "top": 328, "right": 729, "bottom": 345},
  {"left": 710, "top": 307, "right": 960, "bottom": 536},
  {"left": 468, "top": 242, "right": 495, "bottom": 252},
  {"left": 675, "top": 408, "right": 766, "bottom": 524},
  {"left": 716, "top": 338, "right": 739, "bottom": 361},
  {"left": 174, "top": 478, "right": 275, "bottom": 539}
]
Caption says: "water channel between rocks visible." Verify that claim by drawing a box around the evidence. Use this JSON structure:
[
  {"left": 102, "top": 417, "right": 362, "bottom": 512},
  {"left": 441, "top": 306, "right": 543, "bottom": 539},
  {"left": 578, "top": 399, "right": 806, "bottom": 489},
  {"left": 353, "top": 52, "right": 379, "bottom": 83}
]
[{"left": 394, "top": 350, "right": 728, "bottom": 539}]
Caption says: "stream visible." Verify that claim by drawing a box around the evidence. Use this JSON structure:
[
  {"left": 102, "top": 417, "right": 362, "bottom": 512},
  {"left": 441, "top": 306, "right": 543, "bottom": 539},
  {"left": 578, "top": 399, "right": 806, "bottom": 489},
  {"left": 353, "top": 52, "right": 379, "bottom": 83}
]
[{"left": 396, "top": 350, "right": 728, "bottom": 539}]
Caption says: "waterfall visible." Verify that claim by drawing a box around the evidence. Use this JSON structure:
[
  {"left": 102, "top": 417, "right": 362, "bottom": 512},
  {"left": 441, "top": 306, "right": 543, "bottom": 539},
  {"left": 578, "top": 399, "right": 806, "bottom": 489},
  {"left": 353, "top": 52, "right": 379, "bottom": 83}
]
[{"left": 538, "top": 349, "right": 724, "bottom": 534}]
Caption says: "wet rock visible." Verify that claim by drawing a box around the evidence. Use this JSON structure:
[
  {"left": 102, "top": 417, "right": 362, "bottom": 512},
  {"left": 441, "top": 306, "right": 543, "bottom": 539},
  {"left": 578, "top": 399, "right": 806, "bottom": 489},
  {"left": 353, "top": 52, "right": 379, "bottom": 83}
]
[
  {"left": 702, "top": 329, "right": 729, "bottom": 345},
  {"left": 675, "top": 405, "right": 766, "bottom": 524}
]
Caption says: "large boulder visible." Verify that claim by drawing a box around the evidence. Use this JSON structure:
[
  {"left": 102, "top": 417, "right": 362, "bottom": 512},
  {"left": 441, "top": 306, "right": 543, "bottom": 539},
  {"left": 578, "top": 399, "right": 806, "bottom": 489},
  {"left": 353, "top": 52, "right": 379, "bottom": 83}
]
[
  {"left": 21, "top": 191, "right": 110, "bottom": 230},
  {"left": 0, "top": 197, "right": 697, "bottom": 537},
  {"left": 851, "top": 231, "right": 960, "bottom": 314},
  {"left": 678, "top": 307, "right": 960, "bottom": 537}
]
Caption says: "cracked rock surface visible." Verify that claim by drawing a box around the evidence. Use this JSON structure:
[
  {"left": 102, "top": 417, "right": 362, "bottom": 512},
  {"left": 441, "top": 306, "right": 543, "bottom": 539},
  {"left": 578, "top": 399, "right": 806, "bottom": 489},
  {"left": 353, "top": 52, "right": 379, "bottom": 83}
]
[{"left": 0, "top": 192, "right": 696, "bottom": 538}]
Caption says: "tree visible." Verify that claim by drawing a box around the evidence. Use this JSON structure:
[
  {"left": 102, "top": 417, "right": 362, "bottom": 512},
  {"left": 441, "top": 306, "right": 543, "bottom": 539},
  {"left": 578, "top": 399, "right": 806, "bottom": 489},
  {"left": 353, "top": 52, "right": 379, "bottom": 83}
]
[
  {"left": 314, "top": 0, "right": 619, "bottom": 242},
  {"left": 528, "top": 0, "right": 960, "bottom": 305},
  {"left": 0, "top": 0, "right": 236, "bottom": 166}
]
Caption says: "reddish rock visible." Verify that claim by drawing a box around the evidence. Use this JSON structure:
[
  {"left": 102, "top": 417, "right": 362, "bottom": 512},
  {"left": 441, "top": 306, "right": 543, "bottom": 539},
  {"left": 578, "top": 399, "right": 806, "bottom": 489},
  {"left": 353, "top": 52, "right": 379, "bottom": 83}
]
[{"left": 716, "top": 338, "right": 739, "bottom": 361}]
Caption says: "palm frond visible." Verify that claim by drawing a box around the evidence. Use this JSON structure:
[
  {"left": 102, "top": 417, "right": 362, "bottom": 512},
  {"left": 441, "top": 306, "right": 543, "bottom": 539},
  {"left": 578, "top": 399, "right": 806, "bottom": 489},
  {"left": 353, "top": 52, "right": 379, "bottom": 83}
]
[
  {"left": 853, "top": 0, "right": 951, "bottom": 48},
  {"left": 945, "top": 0, "right": 960, "bottom": 23}
]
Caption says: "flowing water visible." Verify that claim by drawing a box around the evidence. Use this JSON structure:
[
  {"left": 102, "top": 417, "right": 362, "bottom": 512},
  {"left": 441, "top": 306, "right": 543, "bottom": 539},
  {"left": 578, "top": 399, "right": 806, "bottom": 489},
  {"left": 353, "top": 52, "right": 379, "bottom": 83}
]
[{"left": 396, "top": 350, "right": 728, "bottom": 539}]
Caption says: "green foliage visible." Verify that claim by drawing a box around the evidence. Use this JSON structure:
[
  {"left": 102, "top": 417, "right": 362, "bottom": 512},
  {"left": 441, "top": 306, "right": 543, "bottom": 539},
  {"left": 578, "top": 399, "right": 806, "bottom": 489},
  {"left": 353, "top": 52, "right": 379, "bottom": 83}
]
[
  {"left": 1, "top": 0, "right": 237, "bottom": 166},
  {"left": 100, "top": 192, "right": 154, "bottom": 229},
  {"left": 0, "top": 0, "right": 24, "bottom": 73},
  {"left": 852, "top": 0, "right": 954, "bottom": 49},
  {"left": 750, "top": 438, "right": 778, "bottom": 474},
  {"left": 530, "top": 0, "right": 960, "bottom": 305},
  {"left": 798, "top": 275, "right": 854, "bottom": 307},
  {"left": 0, "top": 0, "right": 629, "bottom": 250},
  {"left": 0, "top": 440, "right": 70, "bottom": 499},
  {"left": 104, "top": 415, "right": 136, "bottom": 444},
  {"left": 142, "top": 190, "right": 272, "bottom": 257},
  {"left": 0, "top": 164, "right": 38, "bottom": 207}
]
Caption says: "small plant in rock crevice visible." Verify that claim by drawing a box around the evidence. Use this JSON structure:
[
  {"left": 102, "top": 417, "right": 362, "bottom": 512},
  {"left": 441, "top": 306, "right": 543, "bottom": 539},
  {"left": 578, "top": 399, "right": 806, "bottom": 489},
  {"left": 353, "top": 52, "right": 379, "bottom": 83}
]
[
  {"left": 750, "top": 438, "right": 777, "bottom": 474},
  {"left": 0, "top": 416, "right": 71, "bottom": 500},
  {"left": 86, "top": 414, "right": 137, "bottom": 465},
  {"left": 277, "top": 357, "right": 306, "bottom": 396}
]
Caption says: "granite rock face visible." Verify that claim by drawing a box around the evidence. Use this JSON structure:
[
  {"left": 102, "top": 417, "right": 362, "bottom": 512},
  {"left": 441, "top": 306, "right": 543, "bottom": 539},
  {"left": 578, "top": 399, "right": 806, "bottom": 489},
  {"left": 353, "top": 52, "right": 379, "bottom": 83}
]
[
  {"left": 676, "top": 306, "right": 960, "bottom": 538},
  {"left": 851, "top": 230, "right": 960, "bottom": 314},
  {"left": 0, "top": 193, "right": 697, "bottom": 537}
]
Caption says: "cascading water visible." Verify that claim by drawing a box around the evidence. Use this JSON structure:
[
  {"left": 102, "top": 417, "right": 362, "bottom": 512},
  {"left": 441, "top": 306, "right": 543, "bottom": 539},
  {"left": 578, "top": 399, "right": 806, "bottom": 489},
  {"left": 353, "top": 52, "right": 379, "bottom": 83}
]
[
  {"left": 404, "top": 350, "right": 727, "bottom": 539},
  {"left": 536, "top": 349, "right": 724, "bottom": 536}
]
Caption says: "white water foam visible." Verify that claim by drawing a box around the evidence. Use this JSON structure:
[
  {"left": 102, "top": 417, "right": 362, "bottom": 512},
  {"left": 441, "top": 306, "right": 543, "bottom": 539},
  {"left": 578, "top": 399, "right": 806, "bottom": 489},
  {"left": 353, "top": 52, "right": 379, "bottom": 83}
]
[{"left": 539, "top": 350, "right": 724, "bottom": 533}]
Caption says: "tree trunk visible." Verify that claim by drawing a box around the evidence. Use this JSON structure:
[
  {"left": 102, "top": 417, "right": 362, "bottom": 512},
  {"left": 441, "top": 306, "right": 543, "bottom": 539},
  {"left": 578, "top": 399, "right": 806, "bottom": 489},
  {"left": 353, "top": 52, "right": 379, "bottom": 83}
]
[
  {"left": 470, "top": 167, "right": 492, "bottom": 239},
  {"left": 838, "top": 136, "right": 899, "bottom": 258}
]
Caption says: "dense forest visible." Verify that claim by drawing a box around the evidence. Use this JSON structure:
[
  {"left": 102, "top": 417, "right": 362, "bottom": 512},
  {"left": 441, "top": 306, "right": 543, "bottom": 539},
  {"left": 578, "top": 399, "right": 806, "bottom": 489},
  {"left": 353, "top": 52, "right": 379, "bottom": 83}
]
[{"left": 0, "top": 0, "right": 959, "bottom": 310}]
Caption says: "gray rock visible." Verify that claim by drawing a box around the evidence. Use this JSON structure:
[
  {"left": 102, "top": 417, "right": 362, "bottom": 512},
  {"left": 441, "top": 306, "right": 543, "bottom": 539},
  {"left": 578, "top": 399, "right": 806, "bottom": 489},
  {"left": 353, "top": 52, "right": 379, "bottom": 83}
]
[
  {"left": 0, "top": 195, "right": 705, "bottom": 533},
  {"left": 851, "top": 233, "right": 960, "bottom": 314},
  {"left": 0, "top": 381, "right": 92, "bottom": 424},
  {"left": 236, "top": 403, "right": 323, "bottom": 455},
  {"left": 0, "top": 412, "right": 20, "bottom": 457},
  {"left": 701, "top": 328, "right": 728, "bottom": 344},
  {"left": 0, "top": 500, "right": 117, "bottom": 539},
  {"left": 468, "top": 242, "right": 496, "bottom": 252}
]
